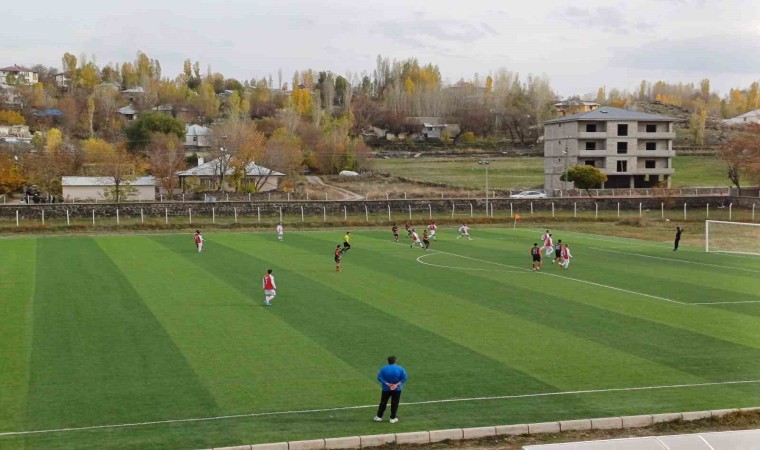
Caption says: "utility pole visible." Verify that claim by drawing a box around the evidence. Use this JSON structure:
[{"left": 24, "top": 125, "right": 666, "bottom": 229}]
[{"left": 479, "top": 160, "right": 490, "bottom": 213}]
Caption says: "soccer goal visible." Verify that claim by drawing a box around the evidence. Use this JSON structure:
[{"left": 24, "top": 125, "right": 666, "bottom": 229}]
[{"left": 705, "top": 220, "right": 760, "bottom": 255}]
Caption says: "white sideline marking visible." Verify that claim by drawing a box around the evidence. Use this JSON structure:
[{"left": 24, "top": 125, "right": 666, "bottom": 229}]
[
  {"left": 2, "top": 379, "right": 759, "bottom": 437},
  {"left": 416, "top": 253, "right": 527, "bottom": 273},
  {"left": 589, "top": 247, "right": 760, "bottom": 274}
]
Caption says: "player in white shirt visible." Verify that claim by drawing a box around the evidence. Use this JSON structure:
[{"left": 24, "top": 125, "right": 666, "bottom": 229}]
[
  {"left": 409, "top": 230, "right": 425, "bottom": 249},
  {"left": 276, "top": 223, "right": 284, "bottom": 241},
  {"left": 428, "top": 221, "right": 437, "bottom": 240},
  {"left": 544, "top": 233, "right": 554, "bottom": 257},
  {"left": 541, "top": 229, "right": 550, "bottom": 243},
  {"left": 457, "top": 224, "right": 472, "bottom": 240}
]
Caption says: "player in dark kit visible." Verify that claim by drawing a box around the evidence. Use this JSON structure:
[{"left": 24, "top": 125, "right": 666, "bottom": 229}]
[
  {"left": 673, "top": 226, "right": 683, "bottom": 251},
  {"left": 422, "top": 230, "right": 431, "bottom": 250},
  {"left": 531, "top": 243, "right": 542, "bottom": 272},
  {"left": 335, "top": 245, "right": 342, "bottom": 271},
  {"left": 392, "top": 224, "right": 399, "bottom": 242},
  {"left": 553, "top": 239, "right": 563, "bottom": 264}
]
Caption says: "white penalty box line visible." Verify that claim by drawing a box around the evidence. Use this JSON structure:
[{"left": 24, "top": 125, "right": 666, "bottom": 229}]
[
  {"left": 2, "top": 379, "right": 759, "bottom": 437},
  {"left": 423, "top": 249, "right": 760, "bottom": 306}
]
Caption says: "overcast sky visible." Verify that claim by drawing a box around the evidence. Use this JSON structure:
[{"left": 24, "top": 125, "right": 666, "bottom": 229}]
[{"left": 2, "top": 0, "right": 759, "bottom": 97}]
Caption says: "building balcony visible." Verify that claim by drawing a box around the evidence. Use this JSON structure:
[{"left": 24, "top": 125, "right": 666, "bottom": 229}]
[
  {"left": 635, "top": 150, "right": 676, "bottom": 157},
  {"left": 635, "top": 167, "right": 674, "bottom": 175},
  {"left": 577, "top": 131, "right": 608, "bottom": 138},
  {"left": 578, "top": 149, "right": 607, "bottom": 156},
  {"left": 635, "top": 131, "right": 676, "bottom": 139}
]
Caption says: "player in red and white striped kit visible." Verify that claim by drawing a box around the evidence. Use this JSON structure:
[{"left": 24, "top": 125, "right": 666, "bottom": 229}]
[
  {"left": 560, "top": 244, "right": 573, "bottom": 270},
  {"left": 428, "top": 221, "right": 437, "bottom": 240},
  {"left": 193, "top": 230, "right": 204, "bottom": 253},
  {"left": 263, "top": 269, "right": 277, "bottom": 306},
  {"left": 544, "top": 233, "right": 554, "bottom": 257}
]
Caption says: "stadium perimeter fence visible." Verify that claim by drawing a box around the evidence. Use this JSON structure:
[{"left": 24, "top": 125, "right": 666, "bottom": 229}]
[{"left": 0, "top": 197, "right": 757, "bottom": 230}]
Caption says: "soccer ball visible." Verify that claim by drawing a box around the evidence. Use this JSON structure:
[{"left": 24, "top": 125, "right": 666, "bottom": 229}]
[{"left": 665, "top": 219, "right": 670, "bottom": 222}]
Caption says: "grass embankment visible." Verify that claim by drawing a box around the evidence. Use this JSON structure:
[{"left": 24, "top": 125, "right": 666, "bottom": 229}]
[{"left": 369, "top": 156, "right": 746, "bottom": 190}]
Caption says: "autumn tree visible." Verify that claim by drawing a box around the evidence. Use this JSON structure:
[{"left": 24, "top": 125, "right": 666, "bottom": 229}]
[
  {"left": 0, "top": 110, "right": 25, "bottom": 125},
  {"left": 0, "top": 153, "right": 25, "bottom": 194},
  {"left": 62, "top": 52, "right": 78, "bottom": 92},
  {"left": 718, "top": 124, "right": 760, "bottom": 193},
  {"left": 560, "top": 165, "right": 608, "bottom": 197},
  {"left": 84, "top": 139, "right": 138, "bottom": 202},
  {"left": 689, "top": 99, "right": 707, "bottom": 145},
  {"left": 20, "top": 129, "right": 76, "bottom": 197},
  {"left": 208, "top": 118, "right": 266, "bottom": 191},
  {"left": 148, "top": 132, "right": 186, "bottom": 194},
  {"left": 262, "top": 128, "right": 303, "bottom": 178}
]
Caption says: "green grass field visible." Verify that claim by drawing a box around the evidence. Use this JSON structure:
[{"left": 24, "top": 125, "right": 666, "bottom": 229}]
[
  {"left": 370, "top": 156, "right": 746, "bottom": 189},
  {"left": 1, "top": 227, "right": 759, "bottom": 449}
]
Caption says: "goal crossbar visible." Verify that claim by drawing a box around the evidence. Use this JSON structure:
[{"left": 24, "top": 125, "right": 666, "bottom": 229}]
[{"left": 705, "top": 220, "right": 760, "bottom": 255}]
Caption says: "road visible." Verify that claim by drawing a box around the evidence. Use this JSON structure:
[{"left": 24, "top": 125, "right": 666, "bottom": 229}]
[{"left": 304, "top": 176, "right": 364, "bottom": 201}]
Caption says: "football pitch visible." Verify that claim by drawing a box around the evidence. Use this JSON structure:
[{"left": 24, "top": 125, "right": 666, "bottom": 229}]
[{"left": 1, "top": 227, "right": 759, "bottom": 449}]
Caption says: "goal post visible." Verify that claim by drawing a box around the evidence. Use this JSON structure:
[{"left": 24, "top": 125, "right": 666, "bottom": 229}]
[{"left": 705, "top": 220, "right": 760, "bottom": 255}]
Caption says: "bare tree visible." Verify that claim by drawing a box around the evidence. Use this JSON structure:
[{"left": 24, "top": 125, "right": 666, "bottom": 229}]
[
  {"left": 718, "top": 124, "right": 760, "bottom": 194},
  {"left": 148, "top": 132, "right": 186, "bottom": 195}
]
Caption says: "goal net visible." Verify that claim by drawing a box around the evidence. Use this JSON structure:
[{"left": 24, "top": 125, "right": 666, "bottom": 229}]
[{"left": 705, "top": 220, "right": 760, "bottom": 255}]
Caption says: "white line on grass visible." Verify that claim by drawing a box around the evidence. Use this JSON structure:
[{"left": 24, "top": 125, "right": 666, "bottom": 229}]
[
  {"left": 589, "top": 247, "right": 760, "bottom": 274},
  {"left": 2, "top": 379, "right": 759, "bottom": 437},
  {"left": 416, "top": 253, "right": 528, "bottom": 273},
  {"left": 427, "top": 250, "right": 686, "bottom": 305},
  {"left": 425, "top": 249, "right": 760, "bottom": 306}
]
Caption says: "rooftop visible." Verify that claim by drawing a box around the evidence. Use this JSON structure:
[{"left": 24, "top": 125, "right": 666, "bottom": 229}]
[
  {"left": 177, "top": 155, "right": 284, "bottom": 177},
  {"left": 544, "top": 107, "right": 677, "bottom": 124},
  {"left": 186, "top": 124, "right": 211, "bottom": 136},
  {"left": 0, "top": 65, "right": 36, "bottom": 73}
]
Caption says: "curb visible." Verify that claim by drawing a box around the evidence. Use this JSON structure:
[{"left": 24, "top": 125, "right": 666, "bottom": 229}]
[{"left": 205, "top": 407, "right": 760, "bottom": 450}]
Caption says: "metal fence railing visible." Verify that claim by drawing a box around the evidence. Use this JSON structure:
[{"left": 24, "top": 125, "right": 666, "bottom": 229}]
[{"left": 1, "top": 199, "right": 757, "bottom": 230}]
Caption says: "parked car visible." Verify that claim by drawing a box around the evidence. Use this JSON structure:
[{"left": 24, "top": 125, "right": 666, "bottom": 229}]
[{"left": 510, "top": 190, "right": 546, "bottom": 199}]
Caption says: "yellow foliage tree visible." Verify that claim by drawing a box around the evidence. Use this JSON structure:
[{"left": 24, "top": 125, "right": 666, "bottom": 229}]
[
  {"left": 46, "top": 128, "right": 63, "bottom": 153},
  {"left": 0, "top": 153, "right": 25, "bottom": 194},
  {"left": 0, "top": 110, "right": 25, "bottom": 125},
  {"left": 290, "top": 87, "right": 312, "bottom": 116}
]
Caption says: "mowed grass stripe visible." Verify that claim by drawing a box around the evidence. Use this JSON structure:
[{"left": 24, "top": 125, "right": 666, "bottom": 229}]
[
  {"left": 396, "top": 230, "right": 760, "bottom": 350},
  {"left": 99, "top": 235, "right": 374, "bottom": 412},
  {"left": 0, "top": 239, "right": 35, "bottom": 432},
  {"left": 190, "top": 233, "right": 560, "bottom": 402},
  {"left": 432, "top": 271, "right": 760, "bottom": 384},
  {"left": 460, "top": 228, "right": 759, "bottom": 302},
  {"left": 24, "top": 237, "right": 219, "bottom": 429},
  {"left": 257, "top": 232, "right": 701, "bottom": 391}
]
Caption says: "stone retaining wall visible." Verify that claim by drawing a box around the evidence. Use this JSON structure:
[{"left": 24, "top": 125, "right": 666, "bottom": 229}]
[{"left": 203, "top": 407, "right": 759, "bottom": 450}]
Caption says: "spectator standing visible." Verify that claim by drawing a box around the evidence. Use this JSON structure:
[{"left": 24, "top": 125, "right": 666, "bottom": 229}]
[{"left": 374, "top": 356, "right": 407, "bottom": 424}]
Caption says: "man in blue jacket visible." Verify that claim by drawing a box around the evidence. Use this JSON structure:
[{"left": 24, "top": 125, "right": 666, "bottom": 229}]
[{"left": 374, "top": 356, "right": 408, "bottom": 423}]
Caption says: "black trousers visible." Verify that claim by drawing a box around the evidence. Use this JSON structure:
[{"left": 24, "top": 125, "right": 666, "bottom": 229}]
[
  {"left": 674, "top": 238, "right": 680, "bottom": 250},
  {"left": 376, "top": 390, "right": 401, "bottom": 419}
]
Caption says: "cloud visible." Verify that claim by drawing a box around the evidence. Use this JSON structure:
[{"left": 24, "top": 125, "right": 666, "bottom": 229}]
[
  {"left": 561, "top": 6, "right": 655, "bottom": 34},
  {"left": 611, "top": 34, "right": 760, "bottom": 73},
  {"left": 374, "top": 19, "right": 498, "bottom": 49}
]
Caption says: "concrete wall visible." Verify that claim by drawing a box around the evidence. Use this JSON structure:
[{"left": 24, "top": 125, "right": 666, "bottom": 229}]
[{"left": 62, "top": 185, "right": 155, "bottom": 202}]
